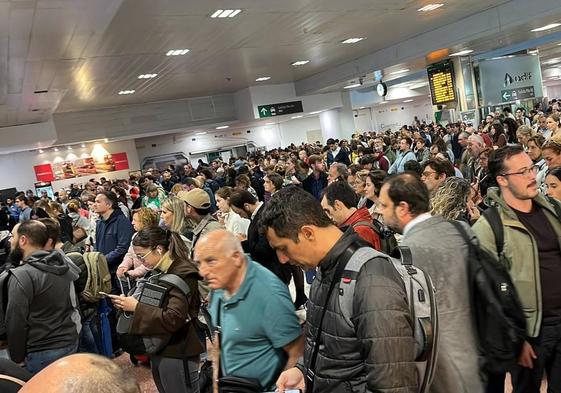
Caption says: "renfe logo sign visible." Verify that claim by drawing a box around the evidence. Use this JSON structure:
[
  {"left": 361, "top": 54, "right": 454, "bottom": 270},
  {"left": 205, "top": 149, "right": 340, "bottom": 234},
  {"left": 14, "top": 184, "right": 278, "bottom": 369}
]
[{"left": 479, "top": 55, "right": 543, "bottom": 106}]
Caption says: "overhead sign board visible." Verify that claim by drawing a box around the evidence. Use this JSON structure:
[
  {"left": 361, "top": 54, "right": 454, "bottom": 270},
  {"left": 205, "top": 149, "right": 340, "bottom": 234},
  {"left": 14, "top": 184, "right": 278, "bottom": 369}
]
[
  {"left": 479, "top": 55, "right": 543, "bottom": 105},
  {"left": 427, "top": 60, "right": 456, "bottom": 105},
  {"left": 257, "top": 101, "right": 303, "bottom": 118}
]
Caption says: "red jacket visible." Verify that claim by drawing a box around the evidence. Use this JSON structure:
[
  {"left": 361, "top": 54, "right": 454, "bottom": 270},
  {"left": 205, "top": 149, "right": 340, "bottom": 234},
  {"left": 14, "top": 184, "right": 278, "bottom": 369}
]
[{"left": 340, "top": 207, "right": 381, "bottom": 251}]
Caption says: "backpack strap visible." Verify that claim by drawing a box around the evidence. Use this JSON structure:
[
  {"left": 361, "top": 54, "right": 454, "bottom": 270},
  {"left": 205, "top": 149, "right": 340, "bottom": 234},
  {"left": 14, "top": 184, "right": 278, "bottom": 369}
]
[
  {"left": 545, "top": 195, "right": 561, "bottom": 222},
  {"left": 482, "top": 206, "right": 504, "bottom": 256},
  {"left": 0, "top": 374, "right": 26, "bottom": 387},
  {"left": 158, "top": 274, "right": 191, "bottom": 298}
]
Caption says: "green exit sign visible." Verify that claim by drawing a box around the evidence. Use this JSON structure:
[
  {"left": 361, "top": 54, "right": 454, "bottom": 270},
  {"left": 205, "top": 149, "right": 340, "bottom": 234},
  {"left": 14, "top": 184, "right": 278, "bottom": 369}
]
[{"left": 257, "top": 101, "right": 304, "bottom": 118}]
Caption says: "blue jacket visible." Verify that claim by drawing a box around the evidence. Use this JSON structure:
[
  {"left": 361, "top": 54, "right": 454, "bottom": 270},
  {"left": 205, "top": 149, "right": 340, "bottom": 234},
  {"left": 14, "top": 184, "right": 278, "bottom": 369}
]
[
  {"left": 95, "top": 209, "right": 133, "bottom": 271},
  {"left": 388, "top": 150, "right": 416, "bottom": 174}
]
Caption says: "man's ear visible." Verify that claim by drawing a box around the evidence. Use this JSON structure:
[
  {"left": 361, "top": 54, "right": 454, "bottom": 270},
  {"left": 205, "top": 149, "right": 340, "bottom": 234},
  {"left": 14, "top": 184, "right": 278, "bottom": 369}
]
[{"left": 299, "top": 225, "right": 316, "bottom": 242}]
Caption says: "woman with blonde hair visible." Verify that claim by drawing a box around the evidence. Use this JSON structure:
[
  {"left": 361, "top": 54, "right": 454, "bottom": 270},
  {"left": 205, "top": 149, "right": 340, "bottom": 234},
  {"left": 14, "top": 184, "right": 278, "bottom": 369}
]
[
  {"left": 430, "top": 177, "right": 479, "bottom": 222},
  {"left": 160, "top": 196, "right": 189, "bottom": 236},
  {"left": 353, "top": 170, "right": 373, "bottom": 209}
]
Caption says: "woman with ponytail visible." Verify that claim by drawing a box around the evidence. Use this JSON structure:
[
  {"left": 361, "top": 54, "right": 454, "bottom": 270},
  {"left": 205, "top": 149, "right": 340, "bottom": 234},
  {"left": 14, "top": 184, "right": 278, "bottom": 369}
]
[{"left": 110, "top": 227, "right": 203, "bottom": 393}]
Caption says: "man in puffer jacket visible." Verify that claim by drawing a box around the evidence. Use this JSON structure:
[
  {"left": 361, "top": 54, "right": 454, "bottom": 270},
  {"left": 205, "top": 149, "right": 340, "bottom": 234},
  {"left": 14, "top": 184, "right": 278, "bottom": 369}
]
[
  {"left": 261, "top": 186, "right": 417, "bottom": 393},
  {"left": 3, "top": 220, "right": 80, "bottom": 374}
]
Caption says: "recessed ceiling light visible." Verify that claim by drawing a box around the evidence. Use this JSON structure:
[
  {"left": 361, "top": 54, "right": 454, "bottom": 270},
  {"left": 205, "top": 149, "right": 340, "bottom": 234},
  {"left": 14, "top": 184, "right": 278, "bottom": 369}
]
[
  {"left": 216, "top": 125, "right": 229, "bottom": 129},
  {"left": 166, "top": 49, "right": 190, "bottom": 56},
  {"left": 196, "top": 132, "right": 207, "bottom": 135},
  {"left": 118, "top": 90, "right": 135, "bottom": 95},
  {"left": 341, "top": 37, "right": 366, "bottom": 44},
  {"left": 81, "top": 143, "right": 86, "bottom": 148},
  {"left": 359, "top": 107, "right": 367, "bottom": 109},
  {"left": 403, "top": 99, "right": 414, "bottom": 103},
  {"left": 344, "top": 83, "right": 361, "bottom": 89},
  {"left": 265, "top": 122, "right": 275, "bottom": 125},
  {"left": 53, "top": 147, "right": 59, "bottom": 152},
  {"left": 138, "top": 73, "right": 158, "bottom": 79},
  {"left": 255, "top": 77, "right": 271, "bottom": 82},
  {"left": 390, "top": 69, "right": 410, "bottom": 75},
  {"left": 291, "top": 115, "right": 303, "bottom": 119},
  {"left": 531, "top": 23, "right": 561, "bottom": 32},
  {"left": 309, "top": 111, "right": 321, "bottom": 115},
  {"left": 104, "top": 138, "right": 109, "bottom": 143},
  {"left": 67, "top": 146, "right": 73, "bottom": 150},
  {"left": 38, "top": 149, "right": 44, "bottom": 153},
  {"left": 210, "top": 9, "right": 242, "bottom": 18},
  {"left": 450, "top": 49, "right": 474, "bottom": 56},
  {"left": 291, "top": 60, "right": 310, "bottom": 66},
  {"left": 418, "top": 4, "right": 444, "bottom": 12}
]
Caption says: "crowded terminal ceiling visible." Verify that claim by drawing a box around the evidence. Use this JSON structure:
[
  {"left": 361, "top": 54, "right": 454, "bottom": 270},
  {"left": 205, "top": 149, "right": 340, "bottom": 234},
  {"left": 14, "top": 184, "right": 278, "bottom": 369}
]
[{"left": 0, "top": 0, "right": 515, "bottom": 128}]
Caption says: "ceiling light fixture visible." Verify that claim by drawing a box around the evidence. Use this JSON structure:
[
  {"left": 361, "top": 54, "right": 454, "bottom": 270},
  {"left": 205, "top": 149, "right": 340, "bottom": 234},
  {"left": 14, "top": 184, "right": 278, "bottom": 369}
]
[
  {"left": 291, "top": 60, "right": 310, "bottom": 66},
  {"left": 417, "top": 3, "right": 444, "bottom": 12},
  {"left": 450, "top": 49, "right": 474, "bottom": 56},
  {"left": 341, "top": 37, "right": 366, "bottom": 44},
  {"left": 38, "top": 149, "right": 44, "bottom": 153},
  {"left": 390, "top": 69, "right": 410, "bottom": 75},
  {"left": 216, "top": 125, "right": 229, "bottom": 130},
  {"left": 531, "top": 23, "right": 561, "bottom": 32},
  {"left": 196, "top": 132, "right": 207, "bottom": 135},
  {"left": 265, "top": 122, "right": 275, "bottom": 125},
  {"left": 81, "top": 143, "right": 86, "bottom": 148},
  {"left": 166, "top": 49, "right": 190, "bottom": 56},
  {"left": 53, "top": 147, "right": 59, "bottom": 152},
  {"left": 118, "top": 90, "right": 135, "bottom": 95},
  {"left": 309, "top": 111, "right": 321, "bottom": 115},
  {"left": 344, "top": 83, "right": 361, "bottom": 89},
  {"left": 67, "top": 146, "right": 73, "bottom": 150},
  {"left": 528, "top": 49, "right": 539, "bottom": 55},
  {"left": 255, "top": 76, "right": 271, "bottom": 82},
  {"left": 403, "top": 99, "right": 414, "bottom": 103},
  {"left": 291, "top": 115, "right": 303, "bottom": 119},
  {"left": 104, "top": 138, "right": 109, "bottom": 143},
  {"left": 210, "top": 9, "right": 242, "bottom": 18},
  {"left": 138, "top": 73, "right": 158, "bottom": 79}
]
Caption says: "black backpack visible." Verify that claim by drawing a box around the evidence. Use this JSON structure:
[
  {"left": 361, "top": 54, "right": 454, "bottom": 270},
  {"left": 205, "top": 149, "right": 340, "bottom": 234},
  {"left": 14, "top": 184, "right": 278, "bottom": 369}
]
[
  {"left": 351, "top": 218, "right": 398, "bottom": 255},
  {"left": 450, "top": 210, "right": 526, "bottom": 374}
]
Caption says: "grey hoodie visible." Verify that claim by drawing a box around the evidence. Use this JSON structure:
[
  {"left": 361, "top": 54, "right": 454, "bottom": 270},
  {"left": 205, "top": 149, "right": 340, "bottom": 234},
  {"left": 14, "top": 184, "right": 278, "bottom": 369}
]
[{"left": 6, "top": 249, "right": 79, "bottom": 363}]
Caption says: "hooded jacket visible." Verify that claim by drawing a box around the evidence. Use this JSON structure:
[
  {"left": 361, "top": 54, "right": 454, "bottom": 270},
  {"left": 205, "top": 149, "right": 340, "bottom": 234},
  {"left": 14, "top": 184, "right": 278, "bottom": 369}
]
[
  {"left": 95, "top": 209, "right": 133, "bottom": 271},
  {"left": 340, "top": 207, "right": 382, "bottom": 251},
  {"left": 6, "top": 250, "right": 79, "bottom": 362}
]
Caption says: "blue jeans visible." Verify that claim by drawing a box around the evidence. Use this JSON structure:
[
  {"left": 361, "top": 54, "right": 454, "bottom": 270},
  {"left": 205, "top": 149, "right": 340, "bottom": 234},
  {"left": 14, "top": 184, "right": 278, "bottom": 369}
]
[
  {"left": 25, "top": 342, "right": 78, "bottom": 374},
  {"left": 79, "top": 314, "right": 101, "bottom": 354}
]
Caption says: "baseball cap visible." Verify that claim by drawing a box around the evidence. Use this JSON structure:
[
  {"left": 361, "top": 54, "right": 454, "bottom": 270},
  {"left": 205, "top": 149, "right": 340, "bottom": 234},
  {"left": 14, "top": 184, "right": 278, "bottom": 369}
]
[{"left": 177, "top": 188, "right": 211, "bottom": 209}]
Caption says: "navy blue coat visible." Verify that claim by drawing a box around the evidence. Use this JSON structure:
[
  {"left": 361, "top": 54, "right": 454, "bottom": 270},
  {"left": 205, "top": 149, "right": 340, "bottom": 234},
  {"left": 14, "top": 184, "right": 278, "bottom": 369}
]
[{"left": 95, "top": 209, "right": 133, "bottom": 272}]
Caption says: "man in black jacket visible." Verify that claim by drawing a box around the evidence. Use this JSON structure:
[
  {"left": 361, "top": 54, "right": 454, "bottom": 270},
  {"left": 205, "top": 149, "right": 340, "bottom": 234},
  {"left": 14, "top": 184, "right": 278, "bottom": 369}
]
[
  {"left": 261, "top": 187, "right": 417, "bottom": 393},
  {"left": 3, "top": 220, "right": 80, "bottom": 374},
  {"left": 229, "top": 190, "right": 291, "bottom": 285}
]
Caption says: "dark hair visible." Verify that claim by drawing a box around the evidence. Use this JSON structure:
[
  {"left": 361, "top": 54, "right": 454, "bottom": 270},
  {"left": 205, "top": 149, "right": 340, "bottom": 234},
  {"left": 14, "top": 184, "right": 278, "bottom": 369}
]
[
  {"left": 15, "top": 195, "right": 28, "bottom": 205},
  {"left": 30, "top": 207, "right": 50, "bottom": 219},
  {"left": 200, "top": 168, "right": 214, "bottom": 180},
  {"left": 366, "top": 170, "right": 386, "bottom": 197},
  {"left": 215, "top": 186, "right": 233, "bottom": 200},
  {"left": 229, "top": 190, "right": 257, "bottom": 209},
  {"left": 404, "top": 160, "right": 422, "bottom": 175},
  {"left": 132, "top": 227, "right": 190, "bottom": 267},
  {"left": 265, "top": 173, "right": 284, "bottom": 192},
  {"left": 17, "top": 220, "right": 49, "bottom": 248},
  {"left": 491, "top": 121, "right": 506, "bottom": 144},
  {"left": 383, "top": 173, "right": 430, "bottom": 215},
  {"left": 37, "top": 218, "right": 61, "bottom": 245},
  {"left": 527, "top": 134, "right": 546, "bottom": 148},
  {"left": 401, "top": 136, "right": 413, "bottom": 147},
  {"left": 322, "top": 181, "right": 358, "bottom": 209},
  {"left": 308, "top": 155, "right": 323, "bottom": 166},
  {"left": 503, "top": 117, "right": 519, "bottom": 143},
  {"left": 260, "top": 186, "right": 332, "bottom": 242},
  {"left": 488, "top": 145, "right": 526, "bottom": 180},
  {"left": 547, "top": 166, "right": 561, "bottom": 181},
  {"left": 424, "top": 159, "right": 455, "bottom": 178},
  {"left": 99, "top": 191, "right": 119, "bottom": 210}
]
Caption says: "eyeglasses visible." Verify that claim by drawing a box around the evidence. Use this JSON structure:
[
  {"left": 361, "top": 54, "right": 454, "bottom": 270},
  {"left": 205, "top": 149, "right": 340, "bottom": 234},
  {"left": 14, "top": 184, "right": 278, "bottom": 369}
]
[
  {"left": 421, "top": 170, "right": 437, "bottom": 178},
  {"left": 135, "top": 249, "right": 153, "bottom": 261},
  {"left": 500, "top": 165, "right": 538, "bottom": 178}
]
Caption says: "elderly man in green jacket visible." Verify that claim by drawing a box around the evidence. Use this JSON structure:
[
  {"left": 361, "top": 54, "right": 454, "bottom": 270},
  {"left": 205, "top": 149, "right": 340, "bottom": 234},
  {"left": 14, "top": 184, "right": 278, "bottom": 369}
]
[{"left": 473, "top": 145, "right": 561, "bottom": 393}]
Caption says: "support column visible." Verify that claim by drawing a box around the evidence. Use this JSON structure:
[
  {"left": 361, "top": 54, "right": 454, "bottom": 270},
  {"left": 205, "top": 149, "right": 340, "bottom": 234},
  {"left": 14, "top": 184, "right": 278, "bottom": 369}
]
[{"left": 319, "top": 110, "right": 342, "bottom": 142}]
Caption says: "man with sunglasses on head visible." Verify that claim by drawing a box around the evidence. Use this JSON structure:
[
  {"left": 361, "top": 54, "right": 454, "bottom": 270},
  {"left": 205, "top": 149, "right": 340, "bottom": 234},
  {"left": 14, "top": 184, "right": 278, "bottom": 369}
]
[{"left": 472, "top": 145, "right": 561, "bottom": 393}]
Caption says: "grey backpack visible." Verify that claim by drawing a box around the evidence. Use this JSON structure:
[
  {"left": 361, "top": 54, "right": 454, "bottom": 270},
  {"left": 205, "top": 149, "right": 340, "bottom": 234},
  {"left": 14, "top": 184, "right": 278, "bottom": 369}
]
[{"left": 338, "top": 246, "right": 439, "bottom": 393}]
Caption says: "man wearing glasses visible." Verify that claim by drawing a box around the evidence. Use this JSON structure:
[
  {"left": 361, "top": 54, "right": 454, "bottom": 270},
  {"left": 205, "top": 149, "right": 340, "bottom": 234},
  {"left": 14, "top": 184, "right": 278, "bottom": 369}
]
[
  {"left": 420, "top": 159, "right": 456, "bottom": 196},
  {"left": 473, "top": 145, "right": 561, "bottom": 393}
]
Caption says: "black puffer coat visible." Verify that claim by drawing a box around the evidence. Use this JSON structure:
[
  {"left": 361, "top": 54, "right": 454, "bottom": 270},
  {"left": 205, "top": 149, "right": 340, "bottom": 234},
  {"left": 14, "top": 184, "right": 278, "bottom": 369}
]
[{"left": 298, "top": 231, "right": 418, "bottom": 392}]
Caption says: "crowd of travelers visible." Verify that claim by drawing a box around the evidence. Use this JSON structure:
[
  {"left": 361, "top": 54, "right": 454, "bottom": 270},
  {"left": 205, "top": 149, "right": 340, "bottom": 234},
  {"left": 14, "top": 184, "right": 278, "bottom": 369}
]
[{"left": 0, "top": 99, "right": 560, "bottom": 393}]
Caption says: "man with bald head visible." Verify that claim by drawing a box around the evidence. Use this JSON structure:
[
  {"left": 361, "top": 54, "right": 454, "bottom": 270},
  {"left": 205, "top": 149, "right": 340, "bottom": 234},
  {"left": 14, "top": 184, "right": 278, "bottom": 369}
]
[
  {"left": 195, "top": 230, "right": 303, "bottom": 391},
  {"left": 20, "top": 353, "right": 140, "bottom": 392}
]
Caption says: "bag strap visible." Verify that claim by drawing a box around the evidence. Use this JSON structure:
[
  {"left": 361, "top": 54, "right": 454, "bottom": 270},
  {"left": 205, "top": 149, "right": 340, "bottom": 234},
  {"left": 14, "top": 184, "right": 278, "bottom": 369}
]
[
  {"left": 0, "top": 374, "right": 26, "bottom": 386},
  {"left": 158, "top": 274, "right": 191, "bottom": 297},
  {"left": 307, "top": 242, "right": 360, "bottom": 381},
  {"left": 482, "top": 206, "right": 504, "bottom": 256}
]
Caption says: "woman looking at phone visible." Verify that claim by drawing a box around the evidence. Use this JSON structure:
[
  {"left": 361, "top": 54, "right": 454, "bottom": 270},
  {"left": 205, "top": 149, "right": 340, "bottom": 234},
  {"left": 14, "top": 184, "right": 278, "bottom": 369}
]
[{"left": 110, "top": 227, "right": 203, "bottom": 393}]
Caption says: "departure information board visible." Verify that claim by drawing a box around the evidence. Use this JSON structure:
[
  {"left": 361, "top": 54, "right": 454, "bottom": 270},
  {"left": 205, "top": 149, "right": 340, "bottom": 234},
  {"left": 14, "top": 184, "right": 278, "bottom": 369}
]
[{"left": 427, "top": 60, "right": 456, "bottom": 105}]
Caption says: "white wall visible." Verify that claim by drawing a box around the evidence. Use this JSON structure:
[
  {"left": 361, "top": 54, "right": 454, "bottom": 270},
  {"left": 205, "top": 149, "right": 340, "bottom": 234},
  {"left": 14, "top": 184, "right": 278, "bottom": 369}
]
[
  {"left": 0, "top": 139, "right": 140, "bottom": 192},
  {"left": 545, "top": 84, "right": 561, "bottom": 100},
  {"left": 354, "top": 108, "right": 374, "bottom": 132},
  {"left": 371, "top": 99, "right": 434, "bottom": 131},
  {"left": 278, "top": 117, "right": 322, "bottom": 146}
]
